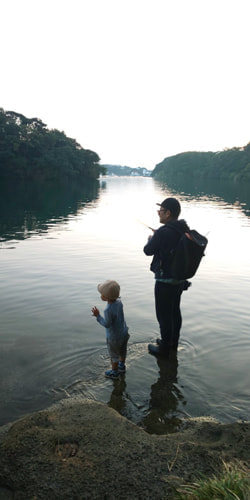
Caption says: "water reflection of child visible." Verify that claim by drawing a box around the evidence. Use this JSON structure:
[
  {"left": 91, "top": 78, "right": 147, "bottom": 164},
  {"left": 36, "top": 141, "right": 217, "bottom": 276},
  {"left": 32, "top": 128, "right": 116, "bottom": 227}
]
[{"left": 91, "top": 280, "right": 129, "bottom": 379}]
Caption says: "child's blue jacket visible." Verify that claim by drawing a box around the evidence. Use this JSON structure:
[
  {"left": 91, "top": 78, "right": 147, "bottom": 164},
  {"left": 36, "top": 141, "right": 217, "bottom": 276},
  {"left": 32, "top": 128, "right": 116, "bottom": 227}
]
[{"left": 97, "top": 298, "right": 128, "bottom": 342}]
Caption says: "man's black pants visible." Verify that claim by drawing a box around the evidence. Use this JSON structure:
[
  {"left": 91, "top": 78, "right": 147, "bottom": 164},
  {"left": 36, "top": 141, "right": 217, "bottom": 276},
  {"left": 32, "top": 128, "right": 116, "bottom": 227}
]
[{"left": 154, "top": 280, "right": 183, "bottom": 353}]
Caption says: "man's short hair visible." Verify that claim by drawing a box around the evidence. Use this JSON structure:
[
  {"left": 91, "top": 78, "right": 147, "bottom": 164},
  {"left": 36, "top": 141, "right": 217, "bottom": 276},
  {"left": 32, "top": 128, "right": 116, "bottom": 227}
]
[{"left": 157, "top": 197, "right": 181, "bottom": 219}]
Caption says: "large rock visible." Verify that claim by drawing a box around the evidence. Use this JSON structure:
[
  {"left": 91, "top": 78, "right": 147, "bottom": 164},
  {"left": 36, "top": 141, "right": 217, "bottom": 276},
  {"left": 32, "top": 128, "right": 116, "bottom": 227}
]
[{"left": 0, "top": 399, "right": 249, "bottom": 499}]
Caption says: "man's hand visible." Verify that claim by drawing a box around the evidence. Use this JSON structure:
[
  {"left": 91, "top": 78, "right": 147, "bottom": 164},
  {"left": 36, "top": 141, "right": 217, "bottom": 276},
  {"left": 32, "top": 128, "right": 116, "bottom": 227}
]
[{"left": 91, "top": 306, "right": 99, "bottom": 317}]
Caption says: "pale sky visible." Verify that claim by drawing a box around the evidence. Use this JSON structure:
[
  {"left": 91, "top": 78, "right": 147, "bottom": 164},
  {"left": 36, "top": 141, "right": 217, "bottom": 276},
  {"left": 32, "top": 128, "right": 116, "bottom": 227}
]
[{"left": 1, "top": 0, "right": 250, "bottom": 170}]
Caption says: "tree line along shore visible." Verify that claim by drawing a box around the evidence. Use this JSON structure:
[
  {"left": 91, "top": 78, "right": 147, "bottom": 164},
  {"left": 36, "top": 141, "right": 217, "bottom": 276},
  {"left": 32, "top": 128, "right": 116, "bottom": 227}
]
[
  {"left": 151, "top": 145, "right": 250, "bottom": 183},
  {"left": 0, "top": 109, "right": 105, "bottom": 181},
  {"left": 1, "top": 108, "right": 249, "bottom": 183}
]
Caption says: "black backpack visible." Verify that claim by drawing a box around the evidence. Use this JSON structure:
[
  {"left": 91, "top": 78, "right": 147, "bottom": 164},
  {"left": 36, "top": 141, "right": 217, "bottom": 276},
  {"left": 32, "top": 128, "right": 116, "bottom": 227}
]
[{"left": 169, "top": 226, "right": 208, "bottom": 280}]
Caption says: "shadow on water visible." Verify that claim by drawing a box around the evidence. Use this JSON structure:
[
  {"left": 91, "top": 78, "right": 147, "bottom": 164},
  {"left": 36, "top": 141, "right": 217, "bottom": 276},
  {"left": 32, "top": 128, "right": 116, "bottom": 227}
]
[
  {"left": 141, "top": 353, "right": 187, "bottom": 434},
  {"left": 106, "top": 351, "right": 187, "bottom": 435},
  {"left": 155, "top": 176, "right": 250, "bottom": 217},
  {"left": 0, "top": 178, "right": 100, "bottom": 242}
]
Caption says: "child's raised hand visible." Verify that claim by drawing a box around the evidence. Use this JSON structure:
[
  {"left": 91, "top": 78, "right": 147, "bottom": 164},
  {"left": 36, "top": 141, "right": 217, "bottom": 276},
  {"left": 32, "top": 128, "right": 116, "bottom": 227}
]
[{"left": 91, "top": 306, "right": 99, "bottom": 317}]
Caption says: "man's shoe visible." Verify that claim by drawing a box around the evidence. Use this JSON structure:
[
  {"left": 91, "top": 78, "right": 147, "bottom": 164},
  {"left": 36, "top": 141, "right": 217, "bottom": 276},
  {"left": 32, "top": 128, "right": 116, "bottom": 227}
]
[
  {"left": 148, "top": 344, "right": 169, "bottom": 357},
  {"left": 157, "top": 338, "right": 178, "bottom": 351}
]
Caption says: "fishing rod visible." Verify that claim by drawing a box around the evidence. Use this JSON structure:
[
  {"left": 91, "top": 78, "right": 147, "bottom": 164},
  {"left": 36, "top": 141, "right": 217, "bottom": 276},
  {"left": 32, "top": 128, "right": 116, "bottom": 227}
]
[{"left": 137, "top": 220, "right": 155, "bottom": 232}]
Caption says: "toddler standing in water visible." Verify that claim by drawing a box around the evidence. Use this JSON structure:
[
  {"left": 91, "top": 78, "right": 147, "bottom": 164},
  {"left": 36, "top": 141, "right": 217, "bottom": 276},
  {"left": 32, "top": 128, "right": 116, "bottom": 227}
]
[{"left": 92, "top": 280, "right": 129, "bottom": 379}]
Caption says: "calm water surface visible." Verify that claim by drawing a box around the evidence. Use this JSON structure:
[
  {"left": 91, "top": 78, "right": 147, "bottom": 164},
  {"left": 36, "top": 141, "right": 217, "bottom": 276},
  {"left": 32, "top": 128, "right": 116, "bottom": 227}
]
[{"left": 0, "top": 176, "right": 249, "bottom": 432}]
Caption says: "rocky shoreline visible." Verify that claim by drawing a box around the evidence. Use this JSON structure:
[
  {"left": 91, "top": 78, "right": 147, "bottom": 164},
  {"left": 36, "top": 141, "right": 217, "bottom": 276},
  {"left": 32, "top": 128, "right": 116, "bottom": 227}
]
[{"left": 0, "top": 398, "right": 249, "bottom": 499}]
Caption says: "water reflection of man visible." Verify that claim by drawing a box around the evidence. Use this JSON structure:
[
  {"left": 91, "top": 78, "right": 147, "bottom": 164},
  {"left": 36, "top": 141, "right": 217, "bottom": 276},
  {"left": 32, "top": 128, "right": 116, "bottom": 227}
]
[
  {"left": 143, "top": 353, "right": 186, "bottom": 434},
  {"left": 143, "top": 197, "right": 190, "bottom": 357}
]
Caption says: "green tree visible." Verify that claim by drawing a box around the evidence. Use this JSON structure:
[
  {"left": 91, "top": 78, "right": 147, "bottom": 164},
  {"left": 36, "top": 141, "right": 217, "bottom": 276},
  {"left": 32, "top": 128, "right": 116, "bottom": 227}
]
[
  {"left": 152, "top": 145, "right": 250, "bottom": 183},
  {"left": 0, "top": 108, "right": 103, "bottom": 181}
]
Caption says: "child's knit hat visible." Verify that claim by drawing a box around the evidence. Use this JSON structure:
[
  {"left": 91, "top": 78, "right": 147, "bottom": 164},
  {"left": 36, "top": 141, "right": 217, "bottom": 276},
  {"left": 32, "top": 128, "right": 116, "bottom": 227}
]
[{"left": 97, "top": 280, "right": 120, "bottom": 300}]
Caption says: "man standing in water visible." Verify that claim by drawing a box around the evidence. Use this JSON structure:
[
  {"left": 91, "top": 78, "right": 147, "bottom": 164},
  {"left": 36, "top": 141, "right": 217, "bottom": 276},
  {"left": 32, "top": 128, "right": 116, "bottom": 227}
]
[{"left": 143, "top": 197, "right": 190, "bottom": 357}]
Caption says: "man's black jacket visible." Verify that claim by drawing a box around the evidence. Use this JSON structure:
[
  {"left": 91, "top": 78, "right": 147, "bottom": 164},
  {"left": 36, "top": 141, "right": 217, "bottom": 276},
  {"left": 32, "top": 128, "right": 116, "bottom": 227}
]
[{"left": 143, "top": 219, "right": 189, "bottom": 280}]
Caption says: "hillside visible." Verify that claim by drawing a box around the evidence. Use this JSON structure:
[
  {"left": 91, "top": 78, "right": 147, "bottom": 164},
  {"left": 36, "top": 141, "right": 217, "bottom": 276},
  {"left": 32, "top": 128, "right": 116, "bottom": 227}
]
[
  {"left": 152, "top": 144, "right": 250, "bottom": 182},
  {"left": 0, "top": 108, "right": 104, "bottom": 181}
]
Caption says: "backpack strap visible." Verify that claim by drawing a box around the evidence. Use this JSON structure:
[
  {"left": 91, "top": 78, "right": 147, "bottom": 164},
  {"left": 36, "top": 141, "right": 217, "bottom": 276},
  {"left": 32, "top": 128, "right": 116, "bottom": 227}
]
[{"left": 166, "top": 221, "right": 190, "bottom": 237}]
